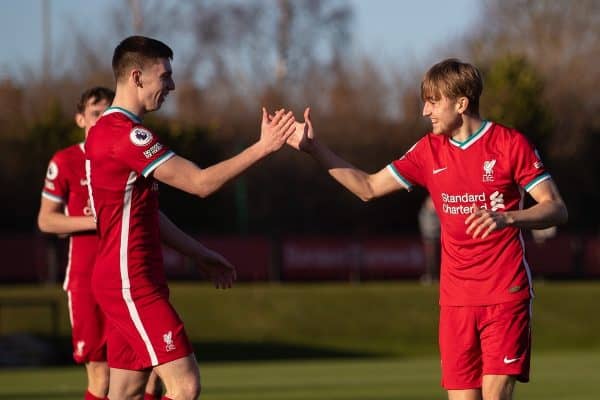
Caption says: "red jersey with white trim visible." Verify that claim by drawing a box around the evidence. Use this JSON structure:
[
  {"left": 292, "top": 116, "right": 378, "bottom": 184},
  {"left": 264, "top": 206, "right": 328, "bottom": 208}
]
[
  {"left": 85, "top": 107, "right": 175, "bottom": 293},
  {"left": 42, "top": 143, "right": 97, "bottom": 291},
  {"left": 388, "top": 121, "right": 550, "bottom": 306}
]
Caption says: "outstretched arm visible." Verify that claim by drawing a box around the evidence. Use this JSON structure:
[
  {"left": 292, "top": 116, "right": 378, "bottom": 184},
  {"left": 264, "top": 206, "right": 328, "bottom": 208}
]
[
  {"left": 287, "top": 107, "right": 404, "bottom": 201},
  {"left": 154, "top": 108, "right": 295, "bottom": 197},
  {"left": 159, "top": 212, "right": 235, "bottom": 289},
  {"left": 465, "top": 179, "right": 568, "bottom": 239},
  {"left": 37, "top": 197, "right": 95, "bottom": 235}
]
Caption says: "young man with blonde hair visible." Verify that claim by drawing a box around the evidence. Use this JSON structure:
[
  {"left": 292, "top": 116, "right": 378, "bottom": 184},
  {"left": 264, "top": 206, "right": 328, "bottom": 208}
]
[{"left": 287, "top": 58, "right": 568, "bottom": 400}]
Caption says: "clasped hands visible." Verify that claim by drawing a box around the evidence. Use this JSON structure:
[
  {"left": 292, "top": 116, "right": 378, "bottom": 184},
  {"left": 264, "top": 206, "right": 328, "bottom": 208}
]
[{"left": 261, "top": 107, "right": 316, "bottom": 154}]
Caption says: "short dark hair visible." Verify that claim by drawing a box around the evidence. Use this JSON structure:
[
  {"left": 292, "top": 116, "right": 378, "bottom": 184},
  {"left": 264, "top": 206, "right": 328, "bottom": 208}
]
[
  {"left": 421, "top": 58, "right": 483, "bottom": 115},
  {"left": 112, "top": 36, "right": 173, "bottom": 82},
  {"left": 76, "top": 86, "right": 115, "bottom": 113}
]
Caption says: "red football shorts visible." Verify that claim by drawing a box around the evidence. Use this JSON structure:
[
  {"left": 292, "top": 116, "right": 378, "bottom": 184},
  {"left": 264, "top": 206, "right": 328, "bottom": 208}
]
[
  {"left": 94, "top": 286, "right": 194, "bottom": 370},
  {"left": 67, "top": 289, "right": 107, "bottom": 363},
  {"left": 439, "top": 299, "right": 532, "bottom": 389}
]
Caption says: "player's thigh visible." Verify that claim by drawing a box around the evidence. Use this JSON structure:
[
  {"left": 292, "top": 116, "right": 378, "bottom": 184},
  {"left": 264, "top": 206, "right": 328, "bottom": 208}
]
[
  {"left": 153, "top": 354, "right": 200, "bottom": 395},
  {"left": 108, "top": 367, "right": 151, "bottom": 399}
]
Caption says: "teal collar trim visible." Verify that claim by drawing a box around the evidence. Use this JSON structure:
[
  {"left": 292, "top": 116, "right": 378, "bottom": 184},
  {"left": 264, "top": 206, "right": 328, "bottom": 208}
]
[
  {"left": 103, "top": 106, "right": 142, "bottom": 124},
  {"left": 449, "top": 120, "right": 491, "bottom": 149}
]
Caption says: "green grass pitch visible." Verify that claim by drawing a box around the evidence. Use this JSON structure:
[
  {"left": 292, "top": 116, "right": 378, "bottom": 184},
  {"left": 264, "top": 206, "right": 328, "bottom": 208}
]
[
  {"left": 0, "top": 281, "right": 599, "bottom": 399},
  {"left": 0, "top": 350, "right": 598, "bottom": 399}
]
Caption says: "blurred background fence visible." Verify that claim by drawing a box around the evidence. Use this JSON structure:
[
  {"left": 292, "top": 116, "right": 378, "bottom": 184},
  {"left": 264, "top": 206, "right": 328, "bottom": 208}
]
[
  {"left": 2, "top": 231, "right": 598, "bottom": 284},
  {"left": 1, "top": 0, "right": 599, "bottom": 243}
]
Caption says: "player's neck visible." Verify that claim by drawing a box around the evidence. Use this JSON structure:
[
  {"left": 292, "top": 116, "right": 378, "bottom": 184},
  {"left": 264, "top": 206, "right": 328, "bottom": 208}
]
[
  {"left": 450, "top": 115, "right": 483, "bottom": 143},
  {"left": 111, "top": 91, "right": 144, "bottom": 120}
]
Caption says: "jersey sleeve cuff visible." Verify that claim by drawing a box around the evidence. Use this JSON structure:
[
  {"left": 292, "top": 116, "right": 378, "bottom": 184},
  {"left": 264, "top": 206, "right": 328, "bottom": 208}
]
[
  {"left": 524, "top": 173, "right": 551, "bottom": 192},
  {"left": 386, "top": 164, "right": 413, "bottom": 191},
  {"left": 42, "top": 191, "right": 64, "bottom": 203},
  {"left": 141, "top": 150, "right": 175, "bottom": 177}
]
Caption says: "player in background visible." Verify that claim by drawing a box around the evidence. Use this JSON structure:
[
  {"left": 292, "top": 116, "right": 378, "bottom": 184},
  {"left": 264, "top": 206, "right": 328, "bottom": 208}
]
[
  {"left": 418, "top": 195, "right": 441, "bottom": 284},
  {"left": 85, "top": 35, "right": 296, "bottom": 400},
  {"left": 38, "top": 87, "right": 163, "bottom": 400},
  {"left": 286, "top": 58, "right": 568, "bottom": 400}
]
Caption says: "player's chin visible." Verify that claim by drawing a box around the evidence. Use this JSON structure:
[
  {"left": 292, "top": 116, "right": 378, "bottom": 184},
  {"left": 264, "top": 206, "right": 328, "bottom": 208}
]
[
  {"left": 428, "top": 121, "right": 438, "bottom": 133},
  {"left": 150, "top": 96, "right": 167, "bottom": 111},
  {"left": 143, "top": 102, "right": 158, "bottom": 112}
]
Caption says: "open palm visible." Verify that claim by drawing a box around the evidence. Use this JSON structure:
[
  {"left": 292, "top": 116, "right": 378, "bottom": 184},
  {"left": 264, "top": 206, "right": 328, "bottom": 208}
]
[{"left": 287, "top": 107, "right": 315, "bottom": 153}]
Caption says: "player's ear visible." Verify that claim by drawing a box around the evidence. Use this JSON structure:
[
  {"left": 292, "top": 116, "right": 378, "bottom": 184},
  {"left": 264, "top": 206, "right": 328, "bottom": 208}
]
[
  {"left": 75, "top": 113, "right": 85, "bottom": 129},
  {"left": 456, "top": 97, "right": 469, "bottom": 114},
  {"left": 132, "top": 70, "right": 143, "bottom": 88}
]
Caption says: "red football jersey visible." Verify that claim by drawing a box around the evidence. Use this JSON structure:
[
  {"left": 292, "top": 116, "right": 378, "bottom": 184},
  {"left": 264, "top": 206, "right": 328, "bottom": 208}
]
[
  {"left": 388, "top": 121, "right": 550, "bottom": 306},
  {"left": 42, "top": 143, "right": 97, "bottom": 290},
  {"left": 85, "top": 107, "right": 175, "bottom": 293}
]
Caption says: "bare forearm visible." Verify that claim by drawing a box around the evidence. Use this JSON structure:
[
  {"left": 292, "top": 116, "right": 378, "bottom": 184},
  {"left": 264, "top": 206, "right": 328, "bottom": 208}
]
[
  {"left": 506, "top": 200, "right": 568, "bottom": 230},
  {"left": 37, "top": 213, "right": 95, "bottom": 235},
  {"left": 310, "top": 141, "right": 376, "bottom": 201}
]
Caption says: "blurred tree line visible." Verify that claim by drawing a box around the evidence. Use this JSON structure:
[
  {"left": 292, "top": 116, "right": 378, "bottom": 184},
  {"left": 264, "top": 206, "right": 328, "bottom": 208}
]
[{"left": 0, "top": 0, "right": 598, "bottom": 236}]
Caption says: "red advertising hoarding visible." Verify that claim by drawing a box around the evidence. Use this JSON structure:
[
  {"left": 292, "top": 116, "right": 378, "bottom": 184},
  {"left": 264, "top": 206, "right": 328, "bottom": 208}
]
[
  {"left": 524, "top": 234, "right": 576, "bottom": 278},
  {"left": 583, "top": 237, "right": 600, "bottom": 277},
  {"left": 281, "top": 236, "right": 425, "bottom": 281},
  {"left": 190, "top": 236, "right": 271, "bottom": 281},
  {"left": 360, "top": 237, "right": 424, "bottom": 280}
]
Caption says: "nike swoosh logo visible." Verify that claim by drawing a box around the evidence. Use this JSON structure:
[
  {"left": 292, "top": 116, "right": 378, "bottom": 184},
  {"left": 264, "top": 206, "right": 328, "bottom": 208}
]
[
  {"left": 503, "top": 356, "right": 520, "bottom": 364},
  {"left": 432, "top": 167, "right": 447, "bottom": 174}
]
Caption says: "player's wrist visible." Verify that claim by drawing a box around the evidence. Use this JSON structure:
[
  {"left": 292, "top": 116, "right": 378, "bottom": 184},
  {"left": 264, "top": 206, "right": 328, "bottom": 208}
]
[
  {"left": 253, "top": 138, "right": 274, "bottom": 158},
  {"left": 85, "top": 216, "right": 97, "bottom": 231},
  {"left": 306, "top": 138, "right": 322, "bottom": 156},
  {"left": 504, "top": 212, "right": 516, "bottom": 227}
]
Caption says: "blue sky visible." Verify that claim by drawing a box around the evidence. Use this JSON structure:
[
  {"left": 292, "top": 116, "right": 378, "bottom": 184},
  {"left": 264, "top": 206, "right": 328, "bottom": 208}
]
[{"left": 0, "top": 0, "right": 479, "bottom": 79}]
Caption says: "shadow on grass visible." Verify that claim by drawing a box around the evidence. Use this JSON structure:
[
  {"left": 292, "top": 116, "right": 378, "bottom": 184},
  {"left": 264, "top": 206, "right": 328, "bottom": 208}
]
[
  {"left": 0, "top": 334, "right": 379, "bottom": 368},
  {"left": 0, "top": 393, "right": 83, "bottom": 400},
  {"left": 191, "top": 340, "right": 377, "bottom": 362}
]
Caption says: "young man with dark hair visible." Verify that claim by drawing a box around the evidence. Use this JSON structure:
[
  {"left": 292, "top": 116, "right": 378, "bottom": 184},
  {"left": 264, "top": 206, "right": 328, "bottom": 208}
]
[
  {"left": 85, "top": 36, "right": 295, "bottom": 400},
  {"left": 287, "top": 58, "right": 568, "bottom": 400},
  {"left": 39, "top": 86, "right": 164, "bottom": 400},
  {"left": 39, "top": 87, "right": 113, "bottom": 400}
]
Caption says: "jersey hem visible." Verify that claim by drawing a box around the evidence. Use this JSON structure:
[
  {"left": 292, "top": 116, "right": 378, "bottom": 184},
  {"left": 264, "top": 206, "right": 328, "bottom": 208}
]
[{"left": 439, "top": 292, "right": 531, "bottom": 307}]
